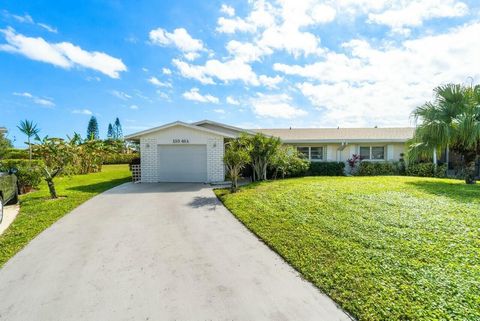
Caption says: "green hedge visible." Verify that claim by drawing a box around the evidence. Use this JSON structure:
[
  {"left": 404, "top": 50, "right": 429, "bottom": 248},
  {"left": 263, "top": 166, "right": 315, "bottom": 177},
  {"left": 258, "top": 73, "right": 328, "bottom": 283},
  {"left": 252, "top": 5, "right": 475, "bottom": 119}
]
[
  {"left": 1, "top": 148, "right": 29, "bottom": 160},
  {"left": 103, "top": 153, "right": 139, "bottom": 165},
  {"left": 356, "top": 161, "right": 398, "bottom": 176},
  {"left": 406, "top": 163, "right": 447, "bottom": 178},
  {"left": 307, "top": 162, "right": 345, "bottom": 176},
  {"left": 0, "top": 159, "right": 44, "bottom": 192}
]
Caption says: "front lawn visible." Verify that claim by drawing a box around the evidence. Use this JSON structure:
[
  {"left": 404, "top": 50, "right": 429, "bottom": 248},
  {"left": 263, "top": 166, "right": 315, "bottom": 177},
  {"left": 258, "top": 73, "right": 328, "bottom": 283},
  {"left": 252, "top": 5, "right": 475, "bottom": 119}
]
[
  {"left": 215, "top": 176, "right": 480, "bottom": 321},
  {"left": 0, "top": 164, "right": 131, "bottom": 268}
]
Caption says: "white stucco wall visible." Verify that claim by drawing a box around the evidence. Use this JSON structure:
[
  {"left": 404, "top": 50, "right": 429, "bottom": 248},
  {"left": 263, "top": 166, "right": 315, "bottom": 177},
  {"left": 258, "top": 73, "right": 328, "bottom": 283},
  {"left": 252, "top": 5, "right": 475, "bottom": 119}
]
[{"left": 139, "top": 125, "right": 224, "bottom": 183}]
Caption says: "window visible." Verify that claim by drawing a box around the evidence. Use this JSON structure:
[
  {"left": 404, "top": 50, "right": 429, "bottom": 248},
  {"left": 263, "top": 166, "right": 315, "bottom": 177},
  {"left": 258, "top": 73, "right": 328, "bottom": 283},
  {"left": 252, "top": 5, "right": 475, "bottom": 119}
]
[
  {"left": 360, "top": 146, "right": 370, "bottom": 160},
  {"left": 297, "top": 147, "right": 309, "bottom": 159},
  {"left": 372, "top": 147, "right": 385, "bottom": 160},
  {"left": 310, "top": 147, "right": 323, "bottom": 160},
  {"left": 359, "top": 146, "right": 385, "bottom": 160}
]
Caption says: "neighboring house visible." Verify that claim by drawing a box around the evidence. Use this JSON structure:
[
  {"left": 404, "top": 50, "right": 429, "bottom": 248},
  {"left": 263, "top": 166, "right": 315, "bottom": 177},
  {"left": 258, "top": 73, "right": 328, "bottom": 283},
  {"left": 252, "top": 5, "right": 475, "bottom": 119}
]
[{"left": 126, "top": 120, "right": 414, "bottom": 183}]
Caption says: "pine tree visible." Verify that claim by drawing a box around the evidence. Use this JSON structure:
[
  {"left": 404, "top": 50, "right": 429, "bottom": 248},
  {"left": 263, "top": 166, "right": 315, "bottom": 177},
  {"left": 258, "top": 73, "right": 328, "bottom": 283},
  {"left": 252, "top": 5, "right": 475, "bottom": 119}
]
[
  {"left": 87, "top": 116, "right": 99, "bottom": 140},
  {"left": 107, "top": 123, "right": 114, "bottom": 139},
  {"left": 113, "top": 117, "right": 123, "bottom": 140}
]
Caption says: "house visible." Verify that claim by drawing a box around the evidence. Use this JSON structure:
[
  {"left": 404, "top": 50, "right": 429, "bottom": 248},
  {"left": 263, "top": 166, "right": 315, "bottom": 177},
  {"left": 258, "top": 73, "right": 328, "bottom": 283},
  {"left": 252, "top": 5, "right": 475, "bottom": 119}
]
[
  {"left": 0, "top": 127, "right": 7, "bottom": 134},
  {"left": 125, "top": 120, "right": 414, "bottom": 183}
]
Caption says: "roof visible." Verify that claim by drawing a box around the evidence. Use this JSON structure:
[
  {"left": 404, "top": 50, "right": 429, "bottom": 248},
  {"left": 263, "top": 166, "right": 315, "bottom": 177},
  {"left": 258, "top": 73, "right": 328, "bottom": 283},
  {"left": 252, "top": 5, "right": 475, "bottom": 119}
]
[
  {"left": 253, "top": 127, "right": 415, "bottom": 143},
  {"left": 0, "top": 127, "right": 7, "bottom": 134},
  {"left": 125, "top": 121, "right": 237, "bottom": 140}
]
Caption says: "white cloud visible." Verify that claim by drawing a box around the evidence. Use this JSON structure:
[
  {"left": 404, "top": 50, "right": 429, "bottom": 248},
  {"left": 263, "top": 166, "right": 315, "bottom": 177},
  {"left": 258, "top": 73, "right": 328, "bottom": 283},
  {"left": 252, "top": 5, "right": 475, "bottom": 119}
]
[
  {"left": 259, "top": 75, "right": 283, "bottom": 89},
  {"left": 149, "top": 27, "right": 204, "bottom": 60},
  {"left": 147, "top": 76, "right": 172, "bottom": 88},
  {"left": 274, "top": 22, "right": 480, "bottom": 126},
  {"left": 250, "top": 93, "right": 307, "bottom": 119},
  {"left": 72, "top": 109, "right": 93, "bottom": 115},
  {"left": 129, "top": 105, "right": 139, "bottom": 110},
  {"left": 162, "top": 67, "right": 172, "bottom": 75},
  {"left": 13, "top": 91, "right": 55, "bottom": 107},
  {"left": 220, "top": 4, "right": 235, "bottom": 17},
  {"left": 37, "top": 23, "right": 58, "bottom": 33},
  {"left": 110, "top": 90, "right": 132, "bottom": 100},
  {"left": 4, "top": 11, "right": 58, "bottom": 33},
  {"left": 368, "top": 0, "right": 468, "bottom": 33},
  {"left": 226, "top": 96, "right": 240, "bottom": 105},
  {"left": 11, "top": 13, "right": 34, "bottom": 24},
  {"left": 213, "top": 108, "right": 226, "bottom": 114},
  {"left": 0, "top": 28, "right": 127, "bottom": 78},
  {"left": 182, "top": 88, "right": 219, "bottom": 104}
]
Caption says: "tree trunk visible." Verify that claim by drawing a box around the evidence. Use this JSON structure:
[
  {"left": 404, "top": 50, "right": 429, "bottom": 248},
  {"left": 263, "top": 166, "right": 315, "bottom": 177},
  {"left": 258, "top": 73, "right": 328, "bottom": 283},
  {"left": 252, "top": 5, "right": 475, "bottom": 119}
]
[
  {"left": 433, "top": 147, "right": 437, "bottom": 171},
  {"left": 28, "top": 137, "right": 32, "bottom": 162},
  {"left": 46, "top": 179, "right": 58, "bottom": 198}
]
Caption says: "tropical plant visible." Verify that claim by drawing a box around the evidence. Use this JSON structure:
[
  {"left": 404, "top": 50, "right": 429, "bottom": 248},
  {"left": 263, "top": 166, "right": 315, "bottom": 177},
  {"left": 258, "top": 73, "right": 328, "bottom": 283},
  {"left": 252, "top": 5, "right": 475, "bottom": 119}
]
[
  {"left": 87, "top": 116, "right": 99, "bottom": 140},
  {"left": 241, "top": 133, "right": 281, "bottom": 181},
  {"left": 0, "top": 132, "right": 13, "bottom": 159},
  {"left": 409, "top": 83, "right": 480, "bottom": 184},
  {"left": 68, "top": 133, "right": 112, "bottom": 174},
  {"left": 224, "top": 139, "right": 251, "bottom": 192},
  {"left": 32, "top": 137, "right": 74, "bottom": 198},
  {"left": 17, "top": 120, "right": 40, "bottom": 161},
  {"left": 270, "top": 145, "right": 309, "bottom": 179}
]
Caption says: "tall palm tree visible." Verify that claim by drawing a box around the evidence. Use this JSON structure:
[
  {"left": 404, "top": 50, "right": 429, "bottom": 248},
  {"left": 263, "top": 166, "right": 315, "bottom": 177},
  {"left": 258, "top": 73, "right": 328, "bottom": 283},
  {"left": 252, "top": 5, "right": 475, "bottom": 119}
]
[
  {"left": 17, "top": 120, "right": 40, "bottom": 161},
  {"left": 409, "top": 84, "right": 480, "bottom": 184}
]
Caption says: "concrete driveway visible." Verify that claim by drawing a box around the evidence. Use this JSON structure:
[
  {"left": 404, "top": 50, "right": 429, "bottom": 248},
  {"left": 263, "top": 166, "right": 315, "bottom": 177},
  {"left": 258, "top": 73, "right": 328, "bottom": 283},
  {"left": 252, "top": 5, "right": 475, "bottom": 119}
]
[{"left": 0, "top": 183, "right": 351, "bottom": 321}]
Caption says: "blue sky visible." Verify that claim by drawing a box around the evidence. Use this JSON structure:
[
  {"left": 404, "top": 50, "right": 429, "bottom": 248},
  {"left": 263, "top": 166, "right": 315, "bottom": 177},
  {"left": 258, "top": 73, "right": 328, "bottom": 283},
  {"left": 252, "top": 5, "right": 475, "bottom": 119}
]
[{"left": 1, "top": 0, "right": 479, "bottom": 146}]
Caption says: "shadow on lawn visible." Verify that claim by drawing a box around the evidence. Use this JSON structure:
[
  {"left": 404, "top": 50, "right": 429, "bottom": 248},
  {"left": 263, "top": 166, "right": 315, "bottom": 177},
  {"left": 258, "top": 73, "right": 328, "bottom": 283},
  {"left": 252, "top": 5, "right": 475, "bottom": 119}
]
[
  {"left": 66, "top": 178, "right": 131, "bottom": 193},
  {"left": 406, "top": 180, "right": 480, "bottom": 203}
]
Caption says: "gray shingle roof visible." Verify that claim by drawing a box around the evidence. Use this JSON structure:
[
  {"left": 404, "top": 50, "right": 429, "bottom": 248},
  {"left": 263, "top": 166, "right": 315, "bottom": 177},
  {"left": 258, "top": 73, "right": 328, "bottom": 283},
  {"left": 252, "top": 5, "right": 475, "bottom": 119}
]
[{"left": 253, "top": 127, "right": 415, "bottom": 142}]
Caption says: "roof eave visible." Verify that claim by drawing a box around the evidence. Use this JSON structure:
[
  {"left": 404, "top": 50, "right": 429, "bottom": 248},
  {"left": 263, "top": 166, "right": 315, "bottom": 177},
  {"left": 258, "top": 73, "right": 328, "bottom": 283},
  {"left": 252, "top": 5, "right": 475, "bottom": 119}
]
[{"left": 125, "top": 121, "right": 236, "bottom": 140}]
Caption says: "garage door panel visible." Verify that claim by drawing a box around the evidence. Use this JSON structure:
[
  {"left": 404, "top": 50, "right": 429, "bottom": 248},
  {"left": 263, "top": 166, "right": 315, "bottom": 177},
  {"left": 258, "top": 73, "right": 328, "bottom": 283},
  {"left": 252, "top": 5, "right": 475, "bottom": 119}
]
[{"left": 158, "top": 145, "right": 207, "bottom": 182}]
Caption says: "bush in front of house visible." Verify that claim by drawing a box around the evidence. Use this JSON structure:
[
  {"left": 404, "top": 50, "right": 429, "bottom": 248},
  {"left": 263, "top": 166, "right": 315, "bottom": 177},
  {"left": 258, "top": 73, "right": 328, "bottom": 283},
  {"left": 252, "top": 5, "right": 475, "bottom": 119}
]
[
  {"left": 270, "top": 146, "right": 309, "bottom": 179},
  {"left": 406, "top": 163, "right": 447, "bottom": 178},
  {"left": 0, "top": 159, "right": 44, "bottom": 193},
  {"left": 307, "top": 161, "right": 345, "bottom": 176},
  {"left": 103, "top": 153, "right": 139, "bottom": 165},
  {"left": 356, "top": 161, "right": 399, "bottom": 176}
]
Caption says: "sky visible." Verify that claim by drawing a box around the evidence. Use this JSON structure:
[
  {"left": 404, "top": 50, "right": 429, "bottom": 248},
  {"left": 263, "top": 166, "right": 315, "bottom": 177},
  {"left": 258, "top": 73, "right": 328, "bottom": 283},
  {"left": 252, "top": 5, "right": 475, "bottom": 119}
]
[{"left": 1, "top": 0, "right": 480, "bottom": 146}]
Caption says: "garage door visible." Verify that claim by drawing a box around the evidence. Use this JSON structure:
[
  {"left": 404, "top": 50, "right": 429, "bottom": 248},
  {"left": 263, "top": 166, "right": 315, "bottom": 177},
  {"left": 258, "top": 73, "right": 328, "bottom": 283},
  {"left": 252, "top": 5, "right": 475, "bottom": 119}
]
[{"left": 157, "top": 145, "right": 208, "bottom": 182}]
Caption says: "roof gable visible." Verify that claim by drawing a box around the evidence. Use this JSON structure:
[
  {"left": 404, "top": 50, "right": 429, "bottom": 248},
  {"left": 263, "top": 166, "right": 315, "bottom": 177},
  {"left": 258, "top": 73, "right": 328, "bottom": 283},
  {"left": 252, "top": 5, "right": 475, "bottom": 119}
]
[{"left": 125, "top": 121, "right": 236, "bottom": 140}]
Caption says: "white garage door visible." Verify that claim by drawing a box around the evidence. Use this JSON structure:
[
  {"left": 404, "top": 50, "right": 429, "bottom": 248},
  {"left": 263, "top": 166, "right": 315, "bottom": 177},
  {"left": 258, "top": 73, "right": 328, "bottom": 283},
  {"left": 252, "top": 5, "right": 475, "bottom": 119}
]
[{"left": 157, "top": 145, "right": 208, "bottom": 182}]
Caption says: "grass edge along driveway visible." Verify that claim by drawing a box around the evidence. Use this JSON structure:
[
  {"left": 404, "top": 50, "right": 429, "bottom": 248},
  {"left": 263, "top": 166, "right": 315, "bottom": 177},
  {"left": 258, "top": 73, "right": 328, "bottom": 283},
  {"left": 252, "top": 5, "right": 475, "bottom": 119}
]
[
  {"left": 0, "top": 164, "right": 131, "bottom": 268},
  {"left": 215, "top": 176, "right": 480, "bottom": 321}
]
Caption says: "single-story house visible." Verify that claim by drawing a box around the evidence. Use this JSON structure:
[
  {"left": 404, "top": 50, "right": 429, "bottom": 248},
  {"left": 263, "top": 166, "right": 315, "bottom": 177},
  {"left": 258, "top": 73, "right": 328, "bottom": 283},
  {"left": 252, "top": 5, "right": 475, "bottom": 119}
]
[{"left": 125, "top": 120, "right": 414, "bottom": 183}]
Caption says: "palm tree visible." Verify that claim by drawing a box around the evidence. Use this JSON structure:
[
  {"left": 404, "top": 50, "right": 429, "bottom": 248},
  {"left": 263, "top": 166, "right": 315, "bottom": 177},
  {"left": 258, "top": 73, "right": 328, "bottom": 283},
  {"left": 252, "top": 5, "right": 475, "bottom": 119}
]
[
  {"left": 17, "top": 120, "right": 40, "bottom": 161},
  {"left": 409, "top": 84, "right": 480, "bottom": 184}
]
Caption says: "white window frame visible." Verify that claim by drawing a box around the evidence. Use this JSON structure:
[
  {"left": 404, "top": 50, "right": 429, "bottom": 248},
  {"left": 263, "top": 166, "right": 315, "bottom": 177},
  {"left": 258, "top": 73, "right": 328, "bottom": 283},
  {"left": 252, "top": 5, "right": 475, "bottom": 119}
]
[
  {"left": 359, "top": 145, "right": 385, "bottom": 161},
  {"left": 296, "top": 146, "right": 324, "bottom": 162}
]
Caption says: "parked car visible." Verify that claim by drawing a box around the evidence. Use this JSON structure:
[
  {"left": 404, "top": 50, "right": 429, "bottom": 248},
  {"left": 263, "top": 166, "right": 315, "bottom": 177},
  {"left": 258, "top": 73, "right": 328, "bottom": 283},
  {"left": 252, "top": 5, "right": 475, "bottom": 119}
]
[{"left": 0, "top": 169, "right": 19, "bottom": 224}]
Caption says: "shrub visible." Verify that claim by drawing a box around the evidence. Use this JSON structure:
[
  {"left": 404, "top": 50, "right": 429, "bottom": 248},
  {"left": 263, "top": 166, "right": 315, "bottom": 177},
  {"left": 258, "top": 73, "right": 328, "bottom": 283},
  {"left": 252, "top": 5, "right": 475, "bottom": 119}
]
[
  {"left": 1, "top": 148, "right": 29, "bottom": 160},
  {"left": 356, "top": 161, "right": 398, "bottom": 176},
  {"left": 0, "top": 159, "right": 43, "bottom": 193},
  {"left": 406, "top": 163, "right": 447, "bottom": 178},
  {"left": 103, "top": 153, "right": 139, "bottom": 165},
  {"left": 270, "top": 146, "right": 309, "bottom": 179},
  {"left": 307, "top": 162, "right": 345, "bottom": 176}
]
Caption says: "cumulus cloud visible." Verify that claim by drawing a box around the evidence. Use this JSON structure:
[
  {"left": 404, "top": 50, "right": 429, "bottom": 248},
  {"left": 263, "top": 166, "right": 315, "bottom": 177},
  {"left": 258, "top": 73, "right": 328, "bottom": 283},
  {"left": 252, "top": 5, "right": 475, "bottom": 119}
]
[
  {"left": 162, "top": 67, "right": 172, "bottom": 75},
  {"left": 0, "top": 28, "right": 126, "bottom": 78},
  {"left": 149, "top": 27, "right": 205, "bottom": 60},
  {"left": 182, "top": 88, "right": 219, "bottom": 104},
  {"left": 13, "top": 91, "right": 55, "bottom": 107},
  {"left": 147, "top": 76, "right": 172, "bottom": 88},
  {"left": 275, "top": 22, "right": 480, "bottom": 126},
  {"left": 220, "top": 4, "right": 235, "bottom": 17},
  {"left": 226, "top": 96, "right": 240, "bottom": 105},
  {"left": 250, "top": 93, "right": 307, "bottom": 119},
  {"left": 368, "top": 0, "right": 468, "bottom": 33}
]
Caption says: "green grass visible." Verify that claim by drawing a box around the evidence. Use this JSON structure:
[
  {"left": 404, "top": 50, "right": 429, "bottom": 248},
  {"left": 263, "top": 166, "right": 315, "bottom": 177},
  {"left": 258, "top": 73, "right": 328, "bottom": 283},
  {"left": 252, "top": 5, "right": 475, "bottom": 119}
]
[
  {"left": 215, "top": 176, "right": 480, "bottom": 321},
  {"left": 0, "top": 164, "right": 131, "bottom": 268}
]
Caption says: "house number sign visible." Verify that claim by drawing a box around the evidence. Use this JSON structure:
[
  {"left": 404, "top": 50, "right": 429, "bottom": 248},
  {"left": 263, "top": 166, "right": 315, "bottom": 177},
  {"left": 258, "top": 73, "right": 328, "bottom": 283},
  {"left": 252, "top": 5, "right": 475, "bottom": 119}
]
[{"left": 173, "top": 139, "right": 189, "bottom": 143}]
